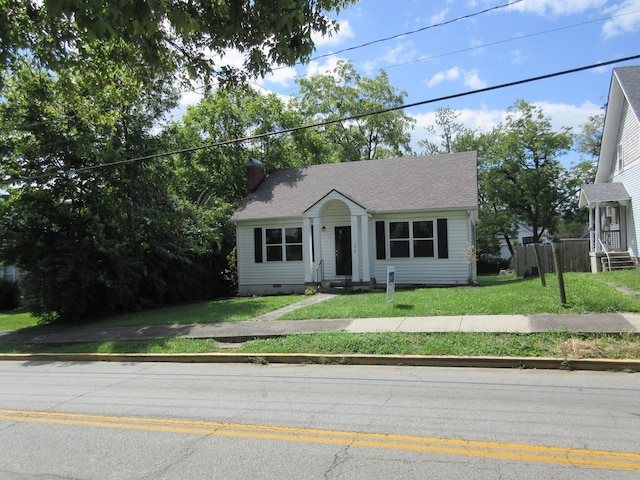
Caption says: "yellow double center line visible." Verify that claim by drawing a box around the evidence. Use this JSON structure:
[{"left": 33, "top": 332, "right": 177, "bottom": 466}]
[{"left": 2, "top": 408, "right": 639, "bottom": 471}]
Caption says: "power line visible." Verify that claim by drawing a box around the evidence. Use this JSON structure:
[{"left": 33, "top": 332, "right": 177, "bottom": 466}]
[
  {"left": 273, "top": 0, "right": 524, "bottom": 71},
  {"left": 4, "top": 54, "right": 639, "bottom": 185},
  {"left": 262, "top": 8, "right": 638, "bottom": 99}
]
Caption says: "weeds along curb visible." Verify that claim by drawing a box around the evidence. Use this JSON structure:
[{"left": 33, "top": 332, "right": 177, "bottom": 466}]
[{"left": 0, "top": 353, "right": 639, "bottom": 371}]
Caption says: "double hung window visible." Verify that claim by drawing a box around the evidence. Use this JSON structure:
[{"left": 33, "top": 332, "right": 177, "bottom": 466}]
[
  {"left": 258, "top": 227, "right": 303, "bottom": 262},
  {"left": 389, "top": 221, "right": 434, "bottom": 258}
]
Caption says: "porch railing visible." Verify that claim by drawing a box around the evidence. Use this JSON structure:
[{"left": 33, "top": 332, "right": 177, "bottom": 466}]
[
  {"left": 598, "top": 238, "right": 612, "bottom": 272},
  {"left": 600, "top": 230, "right": 622, "bottom": 250},
  {"left": 315, "top": 259, "right": 324, "bottom": 283}
]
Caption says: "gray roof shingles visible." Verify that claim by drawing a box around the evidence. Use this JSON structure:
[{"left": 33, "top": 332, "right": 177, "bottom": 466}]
[
  {"left": 580, "top": 182, "right": 631, "bottom": 206},
  {"left": 615, "top": 65, "right": 640, "bottom": 121},
  {"left": 232, "top": 152, "right": 478, "bottom": 221}
]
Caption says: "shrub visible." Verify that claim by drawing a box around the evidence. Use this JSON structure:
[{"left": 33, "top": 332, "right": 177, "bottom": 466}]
[
  {"left": 0, "top": 278, "right": 20, "bottom": 310},
  {"left": 477, "top": 256, "right": 510, "bottom": 275}
]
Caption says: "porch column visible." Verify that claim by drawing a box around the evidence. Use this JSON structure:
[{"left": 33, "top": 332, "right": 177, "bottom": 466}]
[
  {"left": 360, "top": 214, "right": 370, "bottom": 282},
  {"left": 303, "top": 217, "right": 312, "bottom": 282},
  {"left": 588, "top": 207, "right": 594, "bottom": 251},
  {"left": 313, "top": 216, "right": 322, "bottom": 281},
  {"left": 350, "top": 214, "right": 360, "bottom": 281},
  {"left": 595, "top": 204, "right": 601, "bottom": 251}
]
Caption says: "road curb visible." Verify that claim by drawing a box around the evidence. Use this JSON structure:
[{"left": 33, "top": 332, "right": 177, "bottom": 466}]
[{"left": 1, "top": 353, "right": 638, "bottom": 371}]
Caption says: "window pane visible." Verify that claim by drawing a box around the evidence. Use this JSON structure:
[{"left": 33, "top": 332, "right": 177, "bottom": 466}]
[
  {"left": 265, "top": 228, "right": 282, "bottom": 245},
  {"left": 414, "top": 239, "right": 434, "bottom": 257},
  {"left": 285, "top": 227, "right": 302, "bottom": 244},
  {"left": 390, "top": 222, "right": 409, "bottom": 239},
  {"left": 266, "top": 245, "right": 283, "bottom": 261},
  {"left": 286, "top": 245, "right": 303, "bottom": 261},
  {"left": 413, "top": 221, "right": 433, "bottom": 238},
  {"left": 390, "top": 240, "right": 410, "bottom": 258}
]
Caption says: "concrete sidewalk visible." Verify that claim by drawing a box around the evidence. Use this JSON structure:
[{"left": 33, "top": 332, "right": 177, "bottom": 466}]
[{"left": 1, "top": 312, "right": 639, "bottom": 345}]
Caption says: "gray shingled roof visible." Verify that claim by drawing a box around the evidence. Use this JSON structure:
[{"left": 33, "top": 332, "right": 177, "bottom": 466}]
[
  {"left": 615, "top": 65, "right": 640, "bottom": 121},
  {"left": 579, "top": 182, "right": 631, "bottom": 208},
  {"left": 232, "top": 152, "right": 478, "bottom": 221}
]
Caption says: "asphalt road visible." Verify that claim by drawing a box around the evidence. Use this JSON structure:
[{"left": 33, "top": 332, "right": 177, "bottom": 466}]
[{"left": 1, "top": 361, "right": 639, "bottom": 479}]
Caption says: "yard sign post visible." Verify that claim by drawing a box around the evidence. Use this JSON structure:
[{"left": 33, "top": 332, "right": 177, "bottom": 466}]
[{"left": 386, "top": 266, "right": 395, "bottom": 305}]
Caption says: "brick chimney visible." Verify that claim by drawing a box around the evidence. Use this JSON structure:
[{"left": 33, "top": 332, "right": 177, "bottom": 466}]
[{"left": 246, "top": 157, "right": 265, "bottom": 192}]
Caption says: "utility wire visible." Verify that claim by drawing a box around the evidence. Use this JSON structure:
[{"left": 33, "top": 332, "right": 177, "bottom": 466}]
[
  {"left": 4, "top": 54, "right": 639, "bottom": 185},
  {"left": 272, "top": 0, "right": 524, "bottom": 70},
  {"left": 1, "top": 2, "right": 518, "bottom": 133}
]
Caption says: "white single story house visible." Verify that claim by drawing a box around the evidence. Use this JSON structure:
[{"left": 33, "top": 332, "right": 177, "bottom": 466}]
[{"left": 231, "top": 153, "right": 479, "bottom": 295}]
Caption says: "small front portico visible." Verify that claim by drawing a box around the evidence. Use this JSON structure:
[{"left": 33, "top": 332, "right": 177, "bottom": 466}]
[
  {"left": 302, "top": 189, "right": 372, "bottom": 285},
  {"left": 579, "top": 183, "right": 632, "bottom": 272}
]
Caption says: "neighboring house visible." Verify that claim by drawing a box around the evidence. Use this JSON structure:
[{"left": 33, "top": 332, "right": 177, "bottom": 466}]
[
  {"left": 231, "top": 153, "right": 478, "bottom": 295},
  {"left": 498, "top": 222, "right": 552, "bottom": 260},
  {"left": 0, "top": 264, "right": 19, "bottom": 283},
  {"left": 579, "top": 65, "right": 640, "bottom": 272},
  {"left": 0, "top": 188, "right": 20, "bottom": 284}
]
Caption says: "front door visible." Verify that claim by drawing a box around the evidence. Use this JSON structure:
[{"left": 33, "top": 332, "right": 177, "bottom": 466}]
[{"left": 335, "top": 226, "right": 352, "bottom": 276}]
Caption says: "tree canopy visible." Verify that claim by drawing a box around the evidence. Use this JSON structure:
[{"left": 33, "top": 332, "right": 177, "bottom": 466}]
[
  {"left": 0, "top": 0, "right": 358, "bottom": 87},
  {"left": 294, "top": 60, "right": 415, "bottom": 161}
]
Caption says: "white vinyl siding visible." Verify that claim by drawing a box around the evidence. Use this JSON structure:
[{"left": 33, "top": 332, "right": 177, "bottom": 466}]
[
  {"left": 372, "top": 211, "right": 473, "bottom": 285},
  {"left": 612, "top": 98, "right": 640, "bottom": 258},
  {"left": 614, "top": 100, "right": 640, "bottom": 176},
  {"left": 236, "top": 220, "right": 305, "bottom": 289},
  {"left": 236, "top": 208, "right": 476, "bottom": 293}
]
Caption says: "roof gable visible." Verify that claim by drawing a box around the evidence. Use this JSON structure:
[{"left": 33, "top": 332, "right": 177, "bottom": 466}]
[
  {"left": 231, "top": 152, "right": 478, "bottom": 222},
  {"left": 596, "top": 65, "right": 640, "bottom": 183}
]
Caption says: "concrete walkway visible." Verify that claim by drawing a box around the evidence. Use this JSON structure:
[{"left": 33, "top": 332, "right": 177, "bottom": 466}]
[
  {"left": 1, "top": 291, "right": 639, "bottom": 344},
  {"left": 2, "top": 296, "right": 640, "bottom": 371}
]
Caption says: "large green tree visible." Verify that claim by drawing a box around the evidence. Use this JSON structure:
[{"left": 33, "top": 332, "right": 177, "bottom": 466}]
[
  {"left": 555, "top": 112, "right": 603, "bottom": 238},
  {"left": 0, "top": 0, "right": 358, "bottom": 88},
  {"left": 419, "top": 107, "right": 472, "bottom": 155},
  {"left": 294, "top": 60, "right": 415, "bottom": 162},
  {"left": 483, "top": 100, "right": 573, "bottom": 245},
  {"left": 0, "top": 46, "right": 227, "bottom": 323}
]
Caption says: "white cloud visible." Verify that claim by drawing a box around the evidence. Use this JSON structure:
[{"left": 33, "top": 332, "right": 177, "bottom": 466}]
[
  {"left": 533, "top": 100, "right": 603, "bottom": 132},
  {"left": 410, "top": 106, "right": 505, "bottom": 152},
  {"left": 382, "top": 41, "right": 422, "bottom": 65},
  {"left": 312, "top": 19, "right": 355, "bottom": 46},
  {"left": 426, "top": 67, "right": 487, "bottom": 90},
  {"left": 507, "top": 0, "right": 607, "bottom": 16},
  {"left": 410, "top": 101, "right": 602, "bottom": 155},
  {"left": 304, "top": 56, "right": 348, "bottom": 78},
  {"left": 510, "top": 50, "right": 526, "bottom": 65},
  {"left": 470, "top": 38, "right": 485, "bottom": 57},
  {"left": 464, "top": 70, "right": 487, "bottom": 89},
  {"left": 259, "top": 65, "right": 297, "bottom": 87},
  {"left": 426, "top": 67, "right": 461, "bottom": 87},
  {"left": 360, "top": 59, "right": 379, "bottom": 75},
  {"left": 602, "top": 0, "right": 640, "bottom": 38},
  {"left": 430, "top": 8, "right": 449, "bottom": 24}
]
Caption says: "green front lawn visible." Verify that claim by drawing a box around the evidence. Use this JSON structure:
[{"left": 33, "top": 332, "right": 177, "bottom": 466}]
[
  {"left": 0, "top": 295, "right": 306, "bottom": 331},
  {"left": 281, "top": 272, "right": 640, "bottom": 319},
  {"left": 2, "top": 271, "right": 640, "bottom": 333}
]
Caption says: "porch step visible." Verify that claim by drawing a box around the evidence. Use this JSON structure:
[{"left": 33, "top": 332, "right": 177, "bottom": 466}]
[
  {"left": 601, "top": 252, "right": 637, "bottom": 271},
  {"left": 319, "top": 280, "right": 353, "bottom": 294},
  {"left": 315, "top": 278, "right": 380, "bottom": 294}
]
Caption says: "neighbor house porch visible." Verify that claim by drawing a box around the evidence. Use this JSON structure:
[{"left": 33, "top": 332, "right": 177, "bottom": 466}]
[{"left": 579, "top": 183, "right": 634, "bottom": 272}]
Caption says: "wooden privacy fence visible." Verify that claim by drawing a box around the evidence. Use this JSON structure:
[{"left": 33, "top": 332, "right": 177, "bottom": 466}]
[{"left": 513, "top": 240, "right": 590, "bottom": 276}]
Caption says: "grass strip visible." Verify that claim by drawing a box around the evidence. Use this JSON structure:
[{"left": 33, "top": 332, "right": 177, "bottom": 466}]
[{"left": 1, "top": 332, "right": 639, "bottom": 360}]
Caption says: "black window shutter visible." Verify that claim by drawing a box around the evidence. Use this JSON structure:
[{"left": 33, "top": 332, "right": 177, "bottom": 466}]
[
  {"left": 437, "top": 219, "right": 448, "bottom": 259},
  {"left": 375, "top": 221, "right": 386, "bottom": 259},
  {"left": 254, "top": 228, "right": 263, "bottom": 263}
]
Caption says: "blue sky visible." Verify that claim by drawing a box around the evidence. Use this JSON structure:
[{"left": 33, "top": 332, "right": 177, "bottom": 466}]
[{"left": 181, "top": 0, "right": 640, "bottom": 164}]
